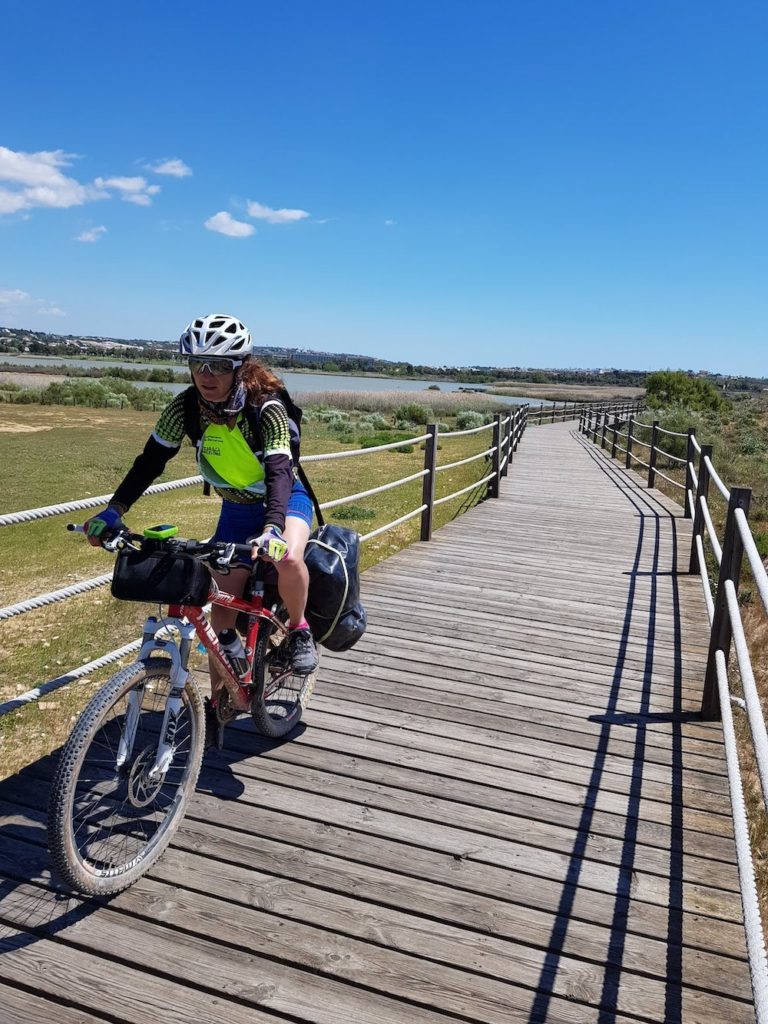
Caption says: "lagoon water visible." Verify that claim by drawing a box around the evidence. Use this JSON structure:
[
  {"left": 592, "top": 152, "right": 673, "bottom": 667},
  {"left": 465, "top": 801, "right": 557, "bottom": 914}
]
[{"left": 0, "top": 353, "right": 538, "bottom": 405}]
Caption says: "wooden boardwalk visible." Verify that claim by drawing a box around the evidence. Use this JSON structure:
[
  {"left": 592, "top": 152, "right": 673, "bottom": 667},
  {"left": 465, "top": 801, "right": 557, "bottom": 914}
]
[{"left": 0, "top": 421, "right": 753, "bottom": 1023}]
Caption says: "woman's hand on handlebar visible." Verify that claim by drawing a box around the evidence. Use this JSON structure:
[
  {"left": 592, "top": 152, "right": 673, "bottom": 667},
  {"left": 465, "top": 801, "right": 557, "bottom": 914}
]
[
  {"left": 248, "top": 525, "right": 289, "bottom": 563},
  {"left": 82, "top": 506, "right": 125, "bottom": 548}
]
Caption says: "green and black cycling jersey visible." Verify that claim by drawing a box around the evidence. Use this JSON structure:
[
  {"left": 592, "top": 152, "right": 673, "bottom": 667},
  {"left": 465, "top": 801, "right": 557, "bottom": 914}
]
[{"left": 111, "top": 388, "right": 296, "bottom": 531}]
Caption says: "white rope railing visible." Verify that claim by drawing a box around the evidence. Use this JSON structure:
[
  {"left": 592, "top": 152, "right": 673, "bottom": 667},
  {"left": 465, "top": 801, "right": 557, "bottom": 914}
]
[
  {"left": 304, "top": 433, "right": 430, "bottom": 461},
  {"left": 0, "top": 573, "right": 112, "bottom": 622},
  {"left": 0, "top": 474, "right": 204, "bottom": 528},
  {"left": 360, "top": 503, "right": 427, "bottom": 543},
  {"left": 655, "top": 447, "right": 687, "bottom": 465},
  {"left": 704, "top": 456, "right": 731, "bottom": 501},
  {"left": 436, "top": 447, "right": 495, "bottom": 473},
  {"left": 695, "top": 535, "right": 715, "bottom": 623},
  {"left": 434, "top": 471, "right": 495, "bottom": 507},
  {"left": 701, "top": 498, "right": 723, "bottom": 565},
  {"left": 736, "top": 509, "right": 768, "bottom": 619},
  {"left": 725, "top": 580, "right": 768, "bottom": 811},
  {"left": 0, "top": 638, "right": 144, "bottom": 717},
  {"left": 715, "top": 649, "right": 768, "bottom": 1022},
  {"left": 656, "top": 425, "right": 689, "bottom": 438},
  {"left": 652, "top": 467, "right": 685, "bottom": 490},
  {"left": 438, "top": 421, "right": 495, "bottom": 438},
  {"left": 319, "top": 469, "right": 428, "bottom": 511},
  {"left": 686, "top": 489, "right": 696, "bottom": 520}
]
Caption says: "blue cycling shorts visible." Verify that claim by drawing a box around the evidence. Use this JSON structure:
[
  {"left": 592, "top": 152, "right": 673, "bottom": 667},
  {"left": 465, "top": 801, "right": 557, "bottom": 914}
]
[{"left": 212, "top": 480, "right": 314, "bottom": 545}]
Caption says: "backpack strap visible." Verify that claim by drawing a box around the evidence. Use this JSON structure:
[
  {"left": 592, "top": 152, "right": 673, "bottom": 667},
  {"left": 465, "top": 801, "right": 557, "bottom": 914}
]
[
  {"left": 182, "top": 387, "right": 210, "bottom": 496},
  {"left": 245, "top": 399, "right": 326, "bottom": 528}
]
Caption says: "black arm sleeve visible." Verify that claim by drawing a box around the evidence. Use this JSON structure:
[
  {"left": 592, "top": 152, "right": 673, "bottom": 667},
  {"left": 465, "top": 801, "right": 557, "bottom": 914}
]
[
  {"left": 263, "top": 453, "right": 293, "bottom": 533},
  {"left": 110, "top": 437, "right": 179, "bottom": 513}
]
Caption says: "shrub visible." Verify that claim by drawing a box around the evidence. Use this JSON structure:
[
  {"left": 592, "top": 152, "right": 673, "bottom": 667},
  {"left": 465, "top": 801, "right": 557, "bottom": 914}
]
[
  {"left": 393, "top": 402, "right": 432, "bottom": 424},
  {"left": 328, "top": 419, "right": 355, "bottom": 436},
  {"left": 455, "top": 410, "right": 485, "bottom": 430},
  {"left": 646, "top": 370, "right": 725, "bottom": 412},
  {"left": 740, "top": 434, "right": 767, "bottom": 456},
  {"left": 359, "top": 431, "right": 414, "bottom": 451},
  {"left": 332, "top": 505, "right": 377, "bottom": 521}
]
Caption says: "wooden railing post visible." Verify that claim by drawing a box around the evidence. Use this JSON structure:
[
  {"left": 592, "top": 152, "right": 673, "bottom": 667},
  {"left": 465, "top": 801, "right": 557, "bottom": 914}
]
[
  {"left": 684, "top": 428, "right": 696, "bottom": 519},
  {"left": 701, "top": 487, "right": 752, "bottom": 719},
  {"left": 502, "top": 413, "right": 512, "bottom": 477},
  {"left": 420, "top": 423, "right": 438, "bottom": 541},
  {"left": 489, "top": 415, "right": 502, "bottom": 498},
  {"left": 611, "top": 419, "right": 619, "bottom": 459},
  {"left": 601, "top": 412, "right": 609, "bottom": 449},
  {"left": 625, "top": 416, "right": 634, "bottom": 468},
  {"left": 551, "top": 402, "right": 556, "bottom": 424},
  {"left": 539, "top": 402, "right": 544, "bottom": 425},
  {"left": 688, "top": 443, "right": 712, "bottom": 573},
  {"left": 592, "top": 410, "right": 600, "bottom": 445},
  {"left": 647, "top": 420, "right": 659, "bottom": 487}
]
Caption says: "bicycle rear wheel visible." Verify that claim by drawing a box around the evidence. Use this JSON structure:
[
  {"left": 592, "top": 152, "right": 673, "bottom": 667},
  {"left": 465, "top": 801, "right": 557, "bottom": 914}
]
[
  {"left": 250, "top": 613, "right": 317, "bottom": 738},
  {"left": 48, "top": 657, "right": 204, "bottom": 896}
]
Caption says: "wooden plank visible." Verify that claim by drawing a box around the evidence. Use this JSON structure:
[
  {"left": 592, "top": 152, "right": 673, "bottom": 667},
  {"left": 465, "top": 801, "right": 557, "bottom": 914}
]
[
  {"left": 0, "top": 983, "right": 112, "bottom": 1024},
  {"left": 0, "top": 798, "right": 747, "bottom": 964},
  {"left": 0, "top": 876, "right": 651, "bottom": 1024}
]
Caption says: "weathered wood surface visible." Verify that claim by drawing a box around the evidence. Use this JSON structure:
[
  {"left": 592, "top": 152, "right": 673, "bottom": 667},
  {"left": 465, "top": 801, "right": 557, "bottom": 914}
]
[{"left": 0, "top": 422, "right": 753, "bottom": 1022}]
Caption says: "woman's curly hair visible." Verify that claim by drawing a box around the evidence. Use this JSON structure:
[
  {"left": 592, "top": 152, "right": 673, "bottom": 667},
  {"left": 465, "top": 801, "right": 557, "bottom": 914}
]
[{"left": 239, "top": 357, "right": 283, "bottom": 400}]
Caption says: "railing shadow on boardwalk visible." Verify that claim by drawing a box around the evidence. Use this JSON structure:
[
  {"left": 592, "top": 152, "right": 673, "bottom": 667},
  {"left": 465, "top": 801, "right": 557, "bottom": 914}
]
[{"left": 529, "top": 431, "right": 691, "bottom": 1024}]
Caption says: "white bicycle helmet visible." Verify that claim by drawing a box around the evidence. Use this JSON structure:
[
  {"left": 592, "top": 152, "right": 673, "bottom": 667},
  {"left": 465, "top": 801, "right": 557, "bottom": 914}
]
[{"left": 179, "top": 313, "right": 252, "bottom": 358}]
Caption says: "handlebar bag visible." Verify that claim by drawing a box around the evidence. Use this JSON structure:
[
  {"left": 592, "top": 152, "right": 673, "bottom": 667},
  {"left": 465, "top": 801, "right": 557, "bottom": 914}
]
[
  {"left": 304, "top": 524, "right": 367, "bottom": 651},
  {"left": 111, "top": 546, "right": 211, "bottom": 605}
]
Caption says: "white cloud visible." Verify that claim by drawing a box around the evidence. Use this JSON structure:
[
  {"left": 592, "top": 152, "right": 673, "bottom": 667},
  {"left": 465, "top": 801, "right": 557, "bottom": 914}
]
[
  {"left": 384, "top": 219, "right": 396, "bottom": 226},
  {"left": 0, "top": 288, "right": 30, "bottom": 305},
  {"left": 0, "top": 287, "right": 66, "bottom": 318},
  {"left": 247, "top": 200, "right": 310, "bottom": 224},
  {"left": 77, "top": 225, "right": 107, "bottom": 243},
  {"left": 148, "top": 158, "right": 192, "bottom": 177},
  {"left": 0, "top": 147, "right": 108, "bottom": 213},
  {"left": 205, "top": 211, "right": 255, "bottom": 237},
  {"left": 94, "top": 176, "right": 160, "bottom": 205},
  {"left": 0, "top": 147, "right": 174, "bottom": 215}
]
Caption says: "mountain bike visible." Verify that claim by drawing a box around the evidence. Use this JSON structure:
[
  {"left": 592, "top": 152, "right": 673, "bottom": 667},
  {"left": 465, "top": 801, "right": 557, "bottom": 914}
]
[{"left": 47, "top": 524, "right": 317, "bottom": 897}]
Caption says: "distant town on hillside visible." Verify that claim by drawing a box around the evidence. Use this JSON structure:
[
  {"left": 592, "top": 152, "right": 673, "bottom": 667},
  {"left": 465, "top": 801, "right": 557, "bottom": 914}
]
[{"left": 1, "top": 325, "right": 765, "bottom": 392}]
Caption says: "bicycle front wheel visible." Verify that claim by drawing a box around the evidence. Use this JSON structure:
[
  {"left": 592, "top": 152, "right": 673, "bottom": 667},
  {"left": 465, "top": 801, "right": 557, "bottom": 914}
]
[
  {"left": 250, "top": 615, "right": 316, "bottom": 738},
  {"left": 48, "top": 657, "right": 204, "bottom": 896}
]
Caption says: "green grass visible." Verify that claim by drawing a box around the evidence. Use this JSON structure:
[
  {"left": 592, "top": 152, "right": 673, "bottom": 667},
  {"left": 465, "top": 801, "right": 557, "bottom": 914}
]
[{"left": 0, "top": 403, "right": 502, "bottom": 777}]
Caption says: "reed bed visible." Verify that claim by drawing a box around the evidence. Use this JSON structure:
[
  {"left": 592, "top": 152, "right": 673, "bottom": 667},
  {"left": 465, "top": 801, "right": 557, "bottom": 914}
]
[{"left": 294, "top": 388, "right": 514, "bottom": 415}]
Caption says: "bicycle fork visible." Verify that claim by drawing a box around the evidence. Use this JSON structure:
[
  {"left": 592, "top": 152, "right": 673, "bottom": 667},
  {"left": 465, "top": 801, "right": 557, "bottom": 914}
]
[{"left": 116, "top": 616, "right": 196, "bottom": 779}]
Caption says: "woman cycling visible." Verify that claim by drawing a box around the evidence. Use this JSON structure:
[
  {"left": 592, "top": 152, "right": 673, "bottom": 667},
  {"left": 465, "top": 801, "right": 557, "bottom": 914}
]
[{"left": 83, "top": 313, "right": 319, "bottom": 698}]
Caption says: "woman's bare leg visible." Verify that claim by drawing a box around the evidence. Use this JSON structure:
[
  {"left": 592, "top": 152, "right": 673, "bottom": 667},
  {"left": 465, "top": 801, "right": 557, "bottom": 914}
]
[{"left": 274, "top": 517, "right": 311, "bottom": 626}]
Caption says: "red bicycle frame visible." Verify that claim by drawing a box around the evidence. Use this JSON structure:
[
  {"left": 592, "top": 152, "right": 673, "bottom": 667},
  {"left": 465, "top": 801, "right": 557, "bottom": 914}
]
[{"left": 168, "top": 583, "right": 287, "bottom": 706}]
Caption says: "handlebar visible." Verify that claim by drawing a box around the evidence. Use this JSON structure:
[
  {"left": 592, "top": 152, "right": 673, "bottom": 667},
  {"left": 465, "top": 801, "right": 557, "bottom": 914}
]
[{"left": 67, "top": 523, "right": 281, "bottom": 567}]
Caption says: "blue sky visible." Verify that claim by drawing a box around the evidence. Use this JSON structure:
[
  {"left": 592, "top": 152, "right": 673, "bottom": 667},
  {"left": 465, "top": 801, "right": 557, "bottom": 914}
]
[{"left": 1, "top": 2, "right": 765, "bottom": 374}]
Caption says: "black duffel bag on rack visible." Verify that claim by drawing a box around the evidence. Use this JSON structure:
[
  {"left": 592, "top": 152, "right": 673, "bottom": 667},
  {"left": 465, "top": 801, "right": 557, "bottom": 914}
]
[
  {"left": 303, "top": 524, "right": 366, "bottom": 652},
  {"left": 111, "top": 545, "right": 211, "bottom": 606}
]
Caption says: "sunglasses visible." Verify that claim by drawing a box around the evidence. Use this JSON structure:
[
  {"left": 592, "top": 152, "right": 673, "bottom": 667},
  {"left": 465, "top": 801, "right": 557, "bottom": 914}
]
[{"left": 188, "top": 358, "right": 242, "bottom": 376}]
